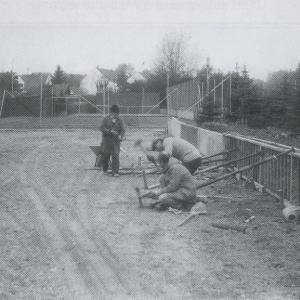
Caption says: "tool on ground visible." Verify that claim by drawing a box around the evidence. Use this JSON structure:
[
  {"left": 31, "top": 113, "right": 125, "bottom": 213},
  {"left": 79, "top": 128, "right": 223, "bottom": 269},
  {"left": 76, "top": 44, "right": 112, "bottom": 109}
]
[
  {"left": 135, "top": 187, "right": 144, "bottom": 208},
  {"left": 176, "top": 202, "right": 207, "bottom": 227},
  {"left": 211, "top": 222, "right": 247, "bottom": 233},
  {"left": 135, "top": 187, "right": 160, "bottom": 208},
  {"left": 196, "top": 148, "right": 294, "bottom": 189}
]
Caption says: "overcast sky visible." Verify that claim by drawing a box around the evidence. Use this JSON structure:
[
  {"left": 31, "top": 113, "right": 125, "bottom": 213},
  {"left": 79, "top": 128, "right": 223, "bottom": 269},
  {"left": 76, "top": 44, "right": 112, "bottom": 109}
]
[{"left": 0, "top": 0, "right": 300, "bottom": 79}]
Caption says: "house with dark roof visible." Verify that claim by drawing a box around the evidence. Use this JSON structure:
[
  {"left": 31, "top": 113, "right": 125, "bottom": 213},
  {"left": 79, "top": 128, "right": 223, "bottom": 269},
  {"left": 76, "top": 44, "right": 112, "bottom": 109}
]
[
  {"left": 96, "top": 67, "right": 119, "bottom": 92},
  {"left": 66, "top": 74, "right": 86, "bottom": 87},
  {"left": 20, "top": 73, "right": 52, "bottom": 95}
]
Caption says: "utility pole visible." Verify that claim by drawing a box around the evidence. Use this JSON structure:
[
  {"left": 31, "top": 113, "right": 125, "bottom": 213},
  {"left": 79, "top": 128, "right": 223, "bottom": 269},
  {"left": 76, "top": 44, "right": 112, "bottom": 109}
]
[
  {"left": 221, "top": 76, "right": 224, "bottom": 117},
  {"left": 235, "top": 62, "right": 239, "bottom": 74},
  {"left": 107, "top": 85, "right": 110, "bottom": 113},
  {"left": 103, "top": 84, "right": 106, "bottom": 116},
  {"left": 40, "top": 74, "right": 43, "bottom": 127},
  {"left": 213, "top": 79, "right": 216, "bottom": 105},
  {"left": 141, "top": 86, "right": 145, "bottom": 114},
  {"left": 166, "top": 71, "right": 170, "bottom": 116},
  {"left": 206, "top": 57, "right": 210, "bottom": 96}
]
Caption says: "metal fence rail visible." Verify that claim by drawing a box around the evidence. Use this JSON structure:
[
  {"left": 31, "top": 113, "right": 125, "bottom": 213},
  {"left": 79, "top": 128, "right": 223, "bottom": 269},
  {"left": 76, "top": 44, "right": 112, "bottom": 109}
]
[
  {"left": 168, "top": 117, "right": 300, "bottom": 206},
  {"left": 224, "top": 134, "right": 300, "bottom": 206}
]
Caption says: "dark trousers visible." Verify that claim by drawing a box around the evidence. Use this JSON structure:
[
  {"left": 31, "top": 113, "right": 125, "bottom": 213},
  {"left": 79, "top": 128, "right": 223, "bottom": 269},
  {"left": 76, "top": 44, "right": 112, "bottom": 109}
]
[
  {"left": 182, "top": 157, "right": 202, "bottom": 174},
  {"left": 102, "top": 151, "right": 120, "bottom": 174}
]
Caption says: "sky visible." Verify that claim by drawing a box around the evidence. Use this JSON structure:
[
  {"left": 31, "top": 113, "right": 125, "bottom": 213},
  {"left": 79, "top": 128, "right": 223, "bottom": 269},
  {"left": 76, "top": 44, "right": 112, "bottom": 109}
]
[{"left": 0, "top": 0, "right": 300, "bottom": 80}]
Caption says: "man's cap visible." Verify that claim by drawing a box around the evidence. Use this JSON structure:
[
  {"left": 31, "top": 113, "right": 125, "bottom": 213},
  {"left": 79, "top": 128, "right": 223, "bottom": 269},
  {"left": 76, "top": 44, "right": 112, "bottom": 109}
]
[{"left": 110, "top": 104, "right": 119, "bottom": 113}]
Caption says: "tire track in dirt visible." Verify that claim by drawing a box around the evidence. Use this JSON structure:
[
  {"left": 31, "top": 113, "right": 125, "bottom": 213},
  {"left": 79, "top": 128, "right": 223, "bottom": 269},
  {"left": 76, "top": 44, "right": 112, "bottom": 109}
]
[
  {"left": 19, "top": 142, "right": 132, "bottom": 299},
  {"left": 37, "top": 140, "right": 132, "bottom": 293}
]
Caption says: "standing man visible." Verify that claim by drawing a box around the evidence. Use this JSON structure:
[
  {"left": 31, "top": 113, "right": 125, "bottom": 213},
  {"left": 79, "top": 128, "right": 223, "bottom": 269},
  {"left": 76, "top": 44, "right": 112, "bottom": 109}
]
[
  {"left": 100, "top": 104, "right": 125, "bottom": 177},
  {"left": 148, "top": 137, "right": 203, "bottom": 174}
]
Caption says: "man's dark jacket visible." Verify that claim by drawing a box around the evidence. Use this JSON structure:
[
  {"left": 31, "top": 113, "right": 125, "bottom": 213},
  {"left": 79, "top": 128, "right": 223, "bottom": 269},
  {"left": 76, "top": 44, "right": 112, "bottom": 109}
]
[{"left": 100, "top": 115, "right": 125, "bottom": 153}]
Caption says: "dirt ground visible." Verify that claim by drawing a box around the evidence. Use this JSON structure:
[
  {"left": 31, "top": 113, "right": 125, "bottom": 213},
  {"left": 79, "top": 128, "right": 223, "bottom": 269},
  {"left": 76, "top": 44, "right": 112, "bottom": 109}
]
[{"left": 0, "top": 127, "right": 299, "bottom": 299}]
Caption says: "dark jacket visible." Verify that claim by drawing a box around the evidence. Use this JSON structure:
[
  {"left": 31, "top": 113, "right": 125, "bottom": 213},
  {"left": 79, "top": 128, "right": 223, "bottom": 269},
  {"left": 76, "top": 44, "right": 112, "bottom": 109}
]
[{"left": 100, "top": 115, "right": 125, "bottom": 153}]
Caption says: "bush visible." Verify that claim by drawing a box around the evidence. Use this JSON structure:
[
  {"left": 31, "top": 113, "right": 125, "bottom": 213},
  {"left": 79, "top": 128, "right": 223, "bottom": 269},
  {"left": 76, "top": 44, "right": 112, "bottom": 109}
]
[
  {"left": 224, "top": 112, "right": 239, "bottom": 123},
  {"left": 247, "top": 115, "right": 268, "bottom": 129}
]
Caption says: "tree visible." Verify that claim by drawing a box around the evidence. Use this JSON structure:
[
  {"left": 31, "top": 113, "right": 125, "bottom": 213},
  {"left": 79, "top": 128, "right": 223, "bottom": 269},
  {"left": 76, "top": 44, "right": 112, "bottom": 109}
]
[
  {"left": 0, "top": 72, "right": 22, "bottom": 93},
  {"left": 115, "top": 64, "right": 134, "bottom": 92},
  {"left": 51, "top": 65, "right": 66, "bottom": 84},
  {"left": 264, "top": 69, "right": 297, "bottom": 128},
  {"left": 287, "top": 63, "right": 300, "bottom": 128},
  {"left": 154, "top": 33, "right": 196, "bottom": 86}
]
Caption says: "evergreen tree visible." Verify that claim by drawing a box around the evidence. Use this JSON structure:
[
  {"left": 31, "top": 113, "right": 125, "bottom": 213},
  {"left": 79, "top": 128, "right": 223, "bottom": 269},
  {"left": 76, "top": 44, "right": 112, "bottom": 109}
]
[
  {"left": 51, "top": 65, "right": 66, "bottom": 84},
  {"left": 290, "top": 63, "right": 300, "bottom": 128}
]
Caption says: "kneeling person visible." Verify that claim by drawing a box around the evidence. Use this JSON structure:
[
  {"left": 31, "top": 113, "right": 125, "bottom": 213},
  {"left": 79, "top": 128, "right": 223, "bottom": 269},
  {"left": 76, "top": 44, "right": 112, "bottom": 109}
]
[{"left": 150, "top": 152, "right": 198, "bottom": 211}]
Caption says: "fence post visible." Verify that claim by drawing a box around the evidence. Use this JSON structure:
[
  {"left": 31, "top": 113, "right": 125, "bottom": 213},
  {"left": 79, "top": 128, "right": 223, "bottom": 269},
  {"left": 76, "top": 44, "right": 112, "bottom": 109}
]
[{"left": 0, "top": 90, "right": 6, "bottom": 118}]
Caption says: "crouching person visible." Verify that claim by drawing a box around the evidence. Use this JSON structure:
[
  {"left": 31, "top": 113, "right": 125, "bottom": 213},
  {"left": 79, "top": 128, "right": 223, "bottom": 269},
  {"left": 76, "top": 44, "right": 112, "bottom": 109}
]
[{"left": 150, "top": 152, "right": 198, "bottom": 211}]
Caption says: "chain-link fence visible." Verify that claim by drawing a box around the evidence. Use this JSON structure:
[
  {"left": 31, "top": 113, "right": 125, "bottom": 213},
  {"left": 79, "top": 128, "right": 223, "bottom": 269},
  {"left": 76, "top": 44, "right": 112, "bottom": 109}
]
[
  {"left": 0, "top": 77, "right": 168, "bottom": 130},
  {"left": 167, "top": 76, "right": 232, "bottom": 121}
]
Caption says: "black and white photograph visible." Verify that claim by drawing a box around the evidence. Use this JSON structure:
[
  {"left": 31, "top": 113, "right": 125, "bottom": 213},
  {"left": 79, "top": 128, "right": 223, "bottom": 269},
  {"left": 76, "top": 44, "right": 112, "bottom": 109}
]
[{"left": 0, "top": 1, "right": 299, "bottom": 299}]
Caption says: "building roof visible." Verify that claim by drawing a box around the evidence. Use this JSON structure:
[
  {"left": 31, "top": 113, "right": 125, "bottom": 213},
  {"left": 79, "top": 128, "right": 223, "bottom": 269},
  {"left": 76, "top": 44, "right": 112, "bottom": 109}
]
[
  {"left": 70, "top": 86, "right": 88, "bottom": 96},
  {"left": 96, "top": 67, "right": 118, "bottom": 83},
  {"left": 127, "top": 72, "right": 146, "bottom": 84},
  {"left": 20, "top": 73, "right": 52, "bottom": 88},
  {"left": 66, "top": 74, "right": 86, "bottom": 87}
]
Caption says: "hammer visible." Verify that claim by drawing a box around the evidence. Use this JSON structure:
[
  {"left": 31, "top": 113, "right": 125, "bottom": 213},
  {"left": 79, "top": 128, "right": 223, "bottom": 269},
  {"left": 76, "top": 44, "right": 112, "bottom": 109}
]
[
  {"left": 135, "top": 187, "right": 159, "bottom": 208},
  {"left": 135, "top": 187, "right": 144, "bottom": 208}
]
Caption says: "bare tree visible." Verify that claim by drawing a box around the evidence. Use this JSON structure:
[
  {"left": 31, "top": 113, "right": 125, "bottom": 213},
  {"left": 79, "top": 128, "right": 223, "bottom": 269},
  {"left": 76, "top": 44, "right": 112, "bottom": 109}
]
[{"left": 154, "top": 33, "right": 198, "bottom": 85}]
